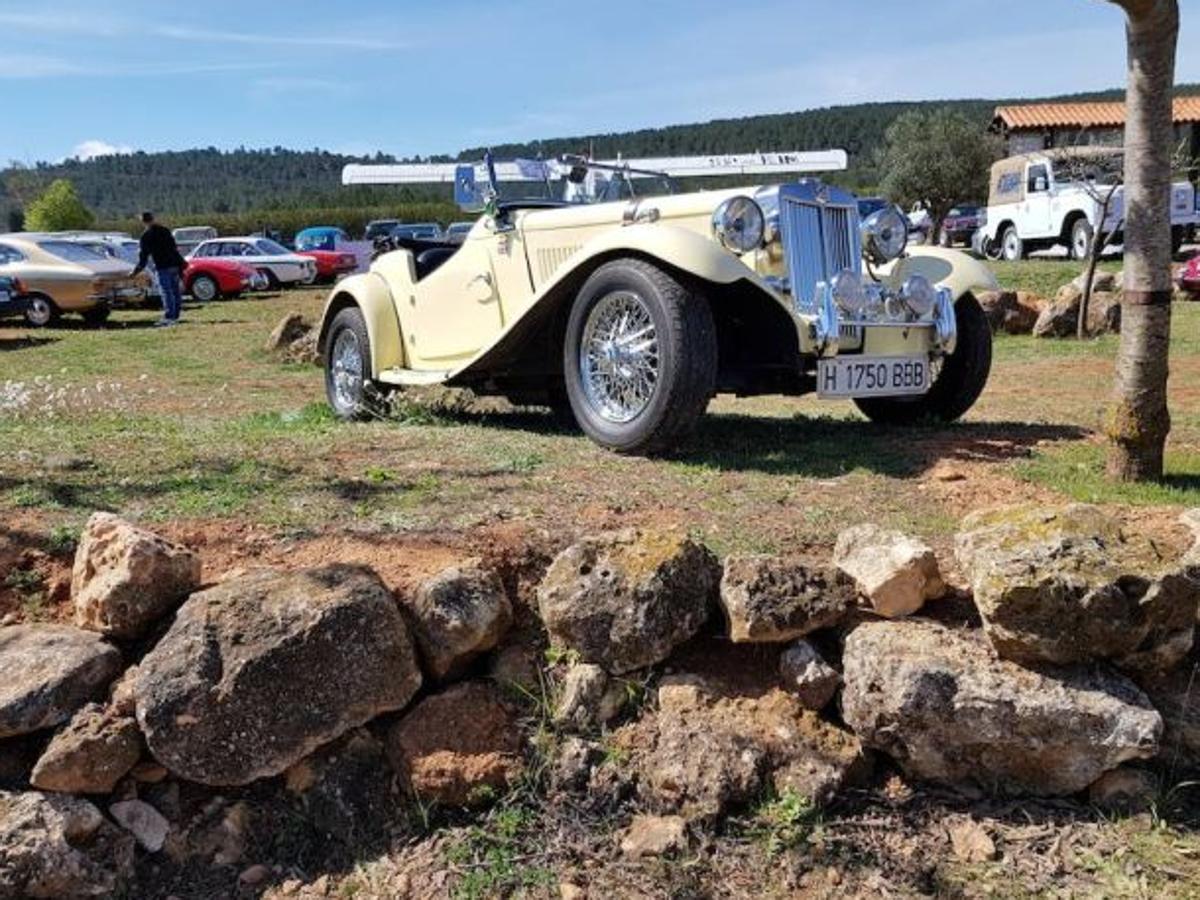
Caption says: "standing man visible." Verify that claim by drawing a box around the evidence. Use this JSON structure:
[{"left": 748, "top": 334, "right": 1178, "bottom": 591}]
[{"left": 132, "top": 211, "right": 187, "bottom": 327}]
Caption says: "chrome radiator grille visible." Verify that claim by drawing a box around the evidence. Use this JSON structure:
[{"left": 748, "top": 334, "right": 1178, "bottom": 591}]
[{"left": 779, "top": 184, "right": 862, "bottom": 312}]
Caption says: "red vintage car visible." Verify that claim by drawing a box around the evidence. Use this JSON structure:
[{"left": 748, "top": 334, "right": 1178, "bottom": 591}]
[
  {"left": 1179, "top": 255, "right": 1200, "bottom": 297},
  {"left": 295, "top": 248, "right": 358, "bottom": 283},
  {"left": 183, "top": 258, "right": 268, "bottom": 301}
]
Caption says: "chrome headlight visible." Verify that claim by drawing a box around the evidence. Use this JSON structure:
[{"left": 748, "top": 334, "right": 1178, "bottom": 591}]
[
  {"left": 830, "top": 269, "right": 867, "bottom": 317},
  {"left": 861, "top": 206, "right": 908, "bottom": 265},
  {"left": 712, "top": 196, "right": 765, "bottom": 253},
  {"left": 900, "top": 274, "right": 937, "bottom": 318}
]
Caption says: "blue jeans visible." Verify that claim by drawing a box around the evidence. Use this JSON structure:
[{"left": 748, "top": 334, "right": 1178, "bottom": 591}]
[{"left": 159, "top": 267, "right": 182, "bottom": 321}]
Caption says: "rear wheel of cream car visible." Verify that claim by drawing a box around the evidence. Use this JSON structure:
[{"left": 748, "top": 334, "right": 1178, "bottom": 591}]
[
  {"left": 853, "top": 293, "right": 992, "bottom": 426},
  {"left": 564, "top": 259, "right": 716, "bottom": 455},
  {"left": 325, "top": 307, "right": 387, "bottom": 421}
]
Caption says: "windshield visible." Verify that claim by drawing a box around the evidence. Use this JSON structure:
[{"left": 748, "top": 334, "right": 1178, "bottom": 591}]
[
  {"left": 295, "top": 233, "right": 333, "bottom": 251},
  {"left": 393, "top": 224, "right": 441, "bottom": 239},
  {"left": 37, "top": 241, "right": 112, "bottom": 264},
  {"left": 255, "top": 239, "right": 291, "bottom": 255}
]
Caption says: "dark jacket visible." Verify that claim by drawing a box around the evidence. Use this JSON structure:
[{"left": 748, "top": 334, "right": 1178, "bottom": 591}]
[{"left": 136, "top": 224, "right": 186, "bottom": 272}]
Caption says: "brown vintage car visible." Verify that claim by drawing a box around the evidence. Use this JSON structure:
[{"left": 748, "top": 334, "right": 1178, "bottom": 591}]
[{"left": 0, "top": 234, "right": 147, "bottom": 327}]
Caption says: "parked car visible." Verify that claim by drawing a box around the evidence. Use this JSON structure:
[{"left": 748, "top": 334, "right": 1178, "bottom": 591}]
[
  {"left": 980, "top": 147, "right": 1200, "bottom": 261},
  {"left": 906, "top": 202, "right": 932, "bottom": 244},
  {"left": 173, "top": 226, "right": 218, "bottom": 256},
  {"left": 1179, "top": 254, "right": 1200, "bottom": 296},
  {"left": 57, "top": 233, "right": 159, "bottom": 304},
  {"left": 184, "top": 257, "right": 269, "bottom": 301},
  {"left": 391, "top": 222, "right": 444, "bottom": 241},
  {"left": 294, "top": 227, "right": 359, "bottom": 283},
  {"left": 317, "top": 157, "right": 995, "bottom": 455},
  {"left": 0, "top": 274, "right": 30, "bottom": 321},
  {"left": 188, "top": 237, "right": 317, "bottom": 288},
  {"left": 0, "top": 235, "right": 145, "bottom": 326},
  {"left": 939, "top": 205, "right": 985, "bottom": 248},
  {"left": 364, "top": 219, "right": 401, "bottom": 241}
]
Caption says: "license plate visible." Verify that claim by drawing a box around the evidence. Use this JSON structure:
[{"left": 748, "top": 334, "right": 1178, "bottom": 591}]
[{"left": 818, "top": 356, "right": 929, "bottom": 398}]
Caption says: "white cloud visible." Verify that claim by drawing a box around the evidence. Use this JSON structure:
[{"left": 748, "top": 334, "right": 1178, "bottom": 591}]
[
  {"left": 152, "top": 24, "right": 407, "bottom": 51},
  {"left": 72, "top": 140, "right": 134, "bottom": 161}
]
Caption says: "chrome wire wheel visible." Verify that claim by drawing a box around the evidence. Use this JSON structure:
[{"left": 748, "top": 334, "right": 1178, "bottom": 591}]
[
  {"left": 579, "top": 291, "right": 660, "bottom": 423},
  {"left": 329, "top": 328, "right": 365, "bottom": 415}
]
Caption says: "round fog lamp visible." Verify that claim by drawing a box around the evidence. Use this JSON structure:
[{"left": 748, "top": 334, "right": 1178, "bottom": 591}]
[
  {"left": 900, "top": 274, "right": 937, "bottom": 317},
  {"left": 831, "top": 269, "right": 867, "bottom": 316},
  {"left": 712, "top": 196, "right": 765, "bottom": 253}
]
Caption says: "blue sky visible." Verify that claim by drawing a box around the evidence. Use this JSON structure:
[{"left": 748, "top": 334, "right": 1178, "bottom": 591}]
[{"left": 1, "top": 0, "right": 1196, "bottom": 165}]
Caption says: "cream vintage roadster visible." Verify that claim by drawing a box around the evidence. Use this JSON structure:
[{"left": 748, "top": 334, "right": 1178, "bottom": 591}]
[{"left": 318, "top": 151, "right": 998, "bottom": 454}]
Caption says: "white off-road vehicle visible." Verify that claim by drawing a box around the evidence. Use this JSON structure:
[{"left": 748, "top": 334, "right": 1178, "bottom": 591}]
[{"left": 980, "top": 148, "right": 1200, "bottom": 261}]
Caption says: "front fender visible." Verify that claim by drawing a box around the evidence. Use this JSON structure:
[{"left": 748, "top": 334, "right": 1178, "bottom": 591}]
[
  {"left": 558, "top": 222, "right": 760, "bottom": 287},
  {"left": 317, "top": 271, "right": 406, "bottom": 376},
  {"left": 879, "top": 246, "right": 998, "bottom": 301}
]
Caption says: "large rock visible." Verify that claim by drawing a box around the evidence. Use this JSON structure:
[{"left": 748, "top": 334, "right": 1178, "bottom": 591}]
[
  {"left": 30, "top": 704, "right": 141, "bottom": 794},
  {"left": 403, "top": 563, "right": 512, "bottom": 681},
  {"left": 265, "top": 312, "right": 311, "bottom": 352},
  {"left": 976, "top": 290, "right": 1041, "bottom": 335},
  {"left": 718, "top": 556, "right": 854, "bottom": 643},
  {"left": 71, "top": 512, "right": 201, "bottom": 639},
  {"left": 134, "top": 565, "right": 422, "bottom": 786},
  {"left": 834, "top": 524, "right": 945, "bottom": 618},
  {"left": 0, "top": 790, "right": 135, "bottom": 898},
  {"left": 1033, "top": 285, "right": 1121, "bottom": 338},
  {"left": 554, "top": 663, "right": 626, "bottom": 731},
  {"left": 623, "top": 675, "right": 869, "bottom": 820},
  {"left": 842, "top": 619, "right": 1161, "bottom": 796},
  {"left": 956, "top": 504, "right": 1199, "bottom": 671},
  {"left": 536, "top": 529, "right": 719, "bottom": 674},
  {"left": 0, "top": 626, "right": 122, "bottom": 739},
  {"left": 386, "top": 681, "right": 523, "bottom": 807}
]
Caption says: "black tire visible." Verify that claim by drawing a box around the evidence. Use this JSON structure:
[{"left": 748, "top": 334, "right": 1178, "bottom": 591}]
[
  {"left": 1070, "top": 218, "right": 1094, "bottom": 261},
  {"left": 23, "top": 294, "right": 58, "bottom": 328},
  {"left": 854, "top": 293, "right": 993, "bottom": 425},
  {"left": 563, "top": 259, "right": 716, "bottom": 455},
  {"left": 80, "top": 306, "right": 111, "bottom": 326},
  {"left": 1000, "top": 226, "right": 1025, "bottom": 261},
  {"left": 190, "top": 274, "right": 220, "bottom": 302},
  {"left": 259, "top": 269, "right": 281, "bottom": 291},
  {"left": 324, "top": 306, "right": 387, "bottom": 420}
]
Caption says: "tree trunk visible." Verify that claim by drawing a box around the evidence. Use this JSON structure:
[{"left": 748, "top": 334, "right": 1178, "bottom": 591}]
[{"left": 1104, "top": 0, "right": 1179, "bottom": 481}]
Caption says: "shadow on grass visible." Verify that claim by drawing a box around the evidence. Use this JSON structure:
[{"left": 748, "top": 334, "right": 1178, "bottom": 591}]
[
  {"left": 423, "top": 404, "right": 1090, "bottom": 479},
  {"left": 0, "top": 336, "right": 58, "bottom": 352}
]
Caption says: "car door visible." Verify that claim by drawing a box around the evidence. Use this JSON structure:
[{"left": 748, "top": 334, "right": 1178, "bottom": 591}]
[
  {"left": 1024, "top": 163, "right": 1054, "bottom": 238},
  {"left": 406, "top": 233, "right": 504, "bottom": 365}
]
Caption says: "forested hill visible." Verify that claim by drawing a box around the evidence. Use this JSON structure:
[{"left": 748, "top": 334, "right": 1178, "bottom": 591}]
[{"left": 4, "top": 85, "right": 1198, "bottom": 221}]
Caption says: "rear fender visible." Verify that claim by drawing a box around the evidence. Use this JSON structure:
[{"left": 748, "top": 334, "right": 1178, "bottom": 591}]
[
  {"left": 316, "top": 271, "right": 406, "bottom": 375},
  {"left": 879, "top": 247, "right": 999, "bottom": 301}
]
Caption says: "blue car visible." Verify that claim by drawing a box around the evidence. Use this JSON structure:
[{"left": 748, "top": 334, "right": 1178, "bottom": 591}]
[
  {"left": 295, "top": 226, "right": 351, "bottom": 253},
  {"left": 0, "top": 275, "right": 30, "bottom": 322}
]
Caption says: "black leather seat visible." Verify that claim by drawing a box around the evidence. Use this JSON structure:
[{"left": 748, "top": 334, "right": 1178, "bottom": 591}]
[{"left": 415, "top": 247, "right": 458, "bottom": 279}]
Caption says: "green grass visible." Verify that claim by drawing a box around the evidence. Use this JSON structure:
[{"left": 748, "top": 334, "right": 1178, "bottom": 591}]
[
  {"left": 1017, "top": 442, "right": 1200, "bottom": 507},
  {"left": 444, "top": 804, "right": 555, "bottom": 900}
]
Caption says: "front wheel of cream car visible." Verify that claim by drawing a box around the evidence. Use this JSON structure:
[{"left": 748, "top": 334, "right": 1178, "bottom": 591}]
[
  {"left": 564, "top": 259, "right": 716, "bottom": 455},
  {"left": 324, "top": 307, "right": 386, "bottom": 421},
  {"left": 853, "top": 293, "right": 992, "bottom": 426}
]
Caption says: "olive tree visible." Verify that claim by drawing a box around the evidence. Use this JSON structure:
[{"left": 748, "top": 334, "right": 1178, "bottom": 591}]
[
  {"left": 1103, "top": 0, "right": 1179, "bottom": 481},
  {"left": 24, "top": 179, "right": 94, "bottom": 232},
  {"left": 877, "top": 109, "right": 1000, "bottom": 244}
]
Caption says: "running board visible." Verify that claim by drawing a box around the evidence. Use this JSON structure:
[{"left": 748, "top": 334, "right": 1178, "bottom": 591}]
[{"left": 377, "top": 367, "right": 453, "bottom": 386}]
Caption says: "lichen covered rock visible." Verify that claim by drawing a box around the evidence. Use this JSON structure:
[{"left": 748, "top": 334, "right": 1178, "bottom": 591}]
[
  {"left": 537, "top": 529, "right": 719, "bottom": 674},
  {"left": 956, "top": 504, "right": 1199, "bottom": 671},
  {"left": 30, "top": 703, "right": 141, "bottom": 795},
  {"left": 841, "top": 619, "right": 1161, "bottom": 796},
  {"left": 134, "top": 565, "right": 422, "bottom": 786},
  {"left": 403, "top": 563, "right": 511, "bottom": 681},
  {"left": 719, "top": 556, "right": 854, "bottom": 643}
]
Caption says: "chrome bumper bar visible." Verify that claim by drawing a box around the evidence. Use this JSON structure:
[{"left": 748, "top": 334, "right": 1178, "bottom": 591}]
[{"left": 808, "top": 282, "right": 958, "bottom": 358}]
